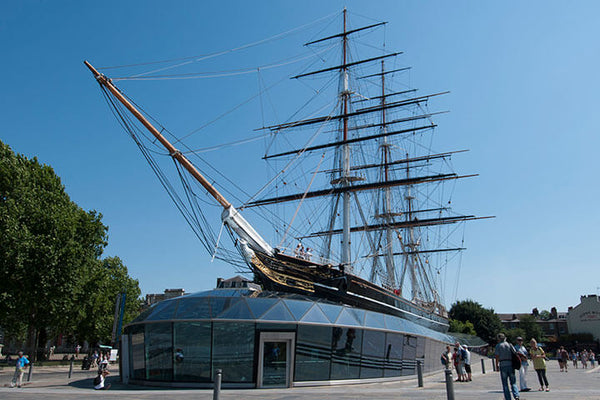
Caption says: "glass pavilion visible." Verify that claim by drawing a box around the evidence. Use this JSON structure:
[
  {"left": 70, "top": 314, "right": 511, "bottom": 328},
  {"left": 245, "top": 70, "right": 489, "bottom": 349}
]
[{"left": 121, "top": 288, "right": 456, "bottom": 388}]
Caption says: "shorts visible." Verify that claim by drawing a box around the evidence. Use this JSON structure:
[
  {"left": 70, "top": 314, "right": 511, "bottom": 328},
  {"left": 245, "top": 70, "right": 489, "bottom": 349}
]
[{"left": 465, "top": 364, "right": 472, "bottom": 373}]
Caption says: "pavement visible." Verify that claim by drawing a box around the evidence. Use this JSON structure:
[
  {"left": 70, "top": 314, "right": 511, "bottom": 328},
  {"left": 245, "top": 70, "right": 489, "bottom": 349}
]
[{"left": 0, "top": 357, "right": 599, "bottom": 399}]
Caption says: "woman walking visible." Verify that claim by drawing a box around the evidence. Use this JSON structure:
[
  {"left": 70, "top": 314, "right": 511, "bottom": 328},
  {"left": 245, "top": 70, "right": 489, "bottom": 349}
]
[{"left": 530, "top": 339, "right": 549, "bottom": 392}]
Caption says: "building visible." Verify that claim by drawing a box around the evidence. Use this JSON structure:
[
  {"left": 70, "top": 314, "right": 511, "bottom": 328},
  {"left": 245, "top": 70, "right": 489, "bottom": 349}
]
[
  {"left": 567, "top": 294, "right": 600, "bottom": 341},
  {"left": 498, "top": 311, "right": 568, "bottom": 339},
  {"left": 145, "top": 288, "right": 187, "bottom": 306},
  {"left": 120, "top": 286, "right": 457, "bottom": 388}
]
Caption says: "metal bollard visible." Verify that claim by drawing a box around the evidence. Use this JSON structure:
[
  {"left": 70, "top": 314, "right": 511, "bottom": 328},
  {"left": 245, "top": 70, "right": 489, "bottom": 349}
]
[
  {"left": 492, "top": 359, "right": 496, "bottom": 372},
  {"left": 417, "top": 360, "right": 423, "bottom": 387},
  {"left": 444, "top": 368, "right": 455, "bottom": 400},
  {"left": 213, "top": 369, "right": 222, "bottom": 400},
  {"left": 68, "top": 357, "right": 74, "bottom": 378},
  {"left": 481, "top": 358, "right": 486, "bottom": 374},
  {"left": 27, "top": 363, "right": 33, "bottom": 382}
]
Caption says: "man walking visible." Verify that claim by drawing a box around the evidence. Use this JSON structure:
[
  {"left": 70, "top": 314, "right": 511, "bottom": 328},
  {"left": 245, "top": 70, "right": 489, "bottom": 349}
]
[
  {"left": 9, "top": 351, "right": 30, "bottom": 388},
  {"left": 495, "top": 333, "right": 520, "bottom": 400}
]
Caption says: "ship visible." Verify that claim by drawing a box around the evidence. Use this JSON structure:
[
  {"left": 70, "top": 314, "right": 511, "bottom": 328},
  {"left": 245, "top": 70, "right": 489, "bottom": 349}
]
[{"left": 85, "top": 9, "right": 491, "bottom": 334}]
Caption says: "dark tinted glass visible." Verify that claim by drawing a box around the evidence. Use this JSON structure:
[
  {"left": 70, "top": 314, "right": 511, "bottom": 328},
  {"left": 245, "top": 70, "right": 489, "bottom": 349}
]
[
  {"left": 145, "top": 322, "right": 173, "bottom": 381},
  {"left": 174, "top": 298, "right": 211, "bottom": 319},
  {"left": 402, "top": 335, "right": 418, "bottom": 376},
  {"left": 212, "top": 322, "right": 255, "bottom": 383},
  {"left": 282, "top": 299, "right": 312, "bottom": 320},
  {"left": 130, "top": 328, "right": 145, "bottom": 380},
  {"left": 173, "top": 322, "right": 211, "bottom": 382},
  {"left": 360, "top": 330, "right": 385, "bottom": 378},
  {"left": 295, "top": 325, "right": 332, "bottom": 381},
  {"left": 146, "top": 300, "right": 179, "bottom": 321},
  {"left": 330, "top": 327, "right": 362, "bottom": 380},
  {"left": 384, "top": 332, "right": 404, "bottom": 377},
  {"left": 261, "top": 301, "right": 295, "bottom": 321},
  {"left": 216, "top": 298, "right": 254, "bottom": 319}
]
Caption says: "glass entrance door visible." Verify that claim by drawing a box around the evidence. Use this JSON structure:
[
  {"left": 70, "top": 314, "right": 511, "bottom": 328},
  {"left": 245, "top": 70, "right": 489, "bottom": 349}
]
[{"left": 258, "top": 332, "right": 295, "bottom": 388}]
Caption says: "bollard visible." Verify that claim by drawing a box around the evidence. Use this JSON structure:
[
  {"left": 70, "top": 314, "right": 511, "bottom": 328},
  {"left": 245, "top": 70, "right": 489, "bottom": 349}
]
[
  {"left": 417, "top": 360, "right": 423, "bottom": 387},
  {"left": 68, "top": 357, "right": 74, "bottom": 378},
  {"left": 481, "top": 358, "right": 486, "bottom": 374},
  {"left": 213, "top": 369, "right": 222, "bottom": 400},
  {"left": 27, "top": 363, "right": 33, "bottom": 382},
  {"left": 492, "top": 359, "right": 496, "bottom": 372},
  {"left": 444, "top": 368, "right": 455, "bottom": 400}
]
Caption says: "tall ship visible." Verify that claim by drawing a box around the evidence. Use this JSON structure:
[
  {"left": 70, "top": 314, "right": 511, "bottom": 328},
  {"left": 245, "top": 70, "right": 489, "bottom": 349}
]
[{"left": 86, "top": 10, "right": 489, "bottom": 334}]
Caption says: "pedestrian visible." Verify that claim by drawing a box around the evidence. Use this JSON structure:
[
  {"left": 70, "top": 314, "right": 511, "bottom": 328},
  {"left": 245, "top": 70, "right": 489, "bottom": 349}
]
[
  {"left": 98, "top": 354, "right": 109, "bottom": 373},
  {"left": 9, "top": 351, "right": 30, "bottom": 388},
  {"left": 514, "top": 337, "right": 531, "bottom": 391},
  {"left": 76, "top": 344, "right": 81, "bottom": 358},
  {"left": 463, "top": 345, "right": 472, "bottom": 382},
  {"left": 495, "top": 333, "right": 520, "bottom": 400},
  {"left": 590, "top": 350, "right": 596, "bottom": 367},
  {"left": 581, "top": 349, "right": 588, "bottom": 369},
  {"left": 571, "top": 349, "right": 578, "bottom": 369},
  {"left": 558, "top": 346, "right": 569, "bottom": 372},
  {"left": 93, "top": 369, "right": 111, "bottom": 390},
  {"left": 441, "top": 345, "right": 453, "bottom": 369},
  {"left": 530, "top": 339, "right": 549, "bottom": 392}
]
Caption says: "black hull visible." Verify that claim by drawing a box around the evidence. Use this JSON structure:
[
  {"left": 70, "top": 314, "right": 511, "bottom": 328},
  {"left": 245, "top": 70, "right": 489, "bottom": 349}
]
[{"left": 249, "top": 250, "right": 449, "bottom": 333}]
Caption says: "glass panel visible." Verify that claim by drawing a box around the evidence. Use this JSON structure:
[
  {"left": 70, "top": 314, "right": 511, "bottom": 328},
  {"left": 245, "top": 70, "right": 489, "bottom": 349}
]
[
  {"left": 334, "top": 308, "right": 362, "bottom": 326},
  {"left": 145, "top": 322, "right": 173, "bottom": 381},
  {"left": 364, "top": 311, "right": 386, "bottom": 329},
  {"left": 262, "top": 341, "right": 287, "bottom": 387},
  {"left": 247, "top": 298, "right": 277, "bottom": 318},
  {"left": 299, "top": 304, "right": 331, "bottom": 324},
  {"left": 402, "top": 335, "right": 418, "bottom": 376},
  {"left": 360, "top": 330, "right": 385, "bottom": 378},
  {"left": 282, "top": 299, "right": 312, "bottom": 320},
  {"left": 173, "top": 322, "right": 211, "bottom": 382},
  {"left": 209, "top": 297, "right": 234, "bottom": 317},
  {"left": 258, "top": 323, "right": 296, "bottom": 332},
  {"left": 318, "top": 303, "right": 342, "bottom": 323},
  {"left": 174, "top": 297, "right": 211, "bottom": 319},
  {"left": 330, "top": 327, "right": 362, "bottom": 380},
  {"left": 295, "top": 325, "right": 332, "bottom": 381},
  {"left": 130, "top": 325, "right": 145, "bottom": 380},
  {"left": 384, "top": 332, "right": 404, "bottom": 377},
  {"left": 261, "top": 301, "right": 295, "bottom": 321},
  {"left": 216, "top": 298, "right": 254, "bottom": 319},
  {"left": 212, "top": 322, "right": 255, "bottom": 383},
  {"left": 146, "top": 300, "right": 179, "bottom": 321}
]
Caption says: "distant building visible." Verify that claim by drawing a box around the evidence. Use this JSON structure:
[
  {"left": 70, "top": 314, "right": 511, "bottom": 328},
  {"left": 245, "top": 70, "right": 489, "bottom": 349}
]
[
  {"left": 216, "top": 275, "right": 260, "bottom": 290},
  {"left": 567, "top": 294, "right": 600, "bottom": 341},
  {"left": 145, "top": 288, "right": 187, "bottom": 306},
  {"left": 498, "top": 311, "right": 568, "bottom": 339}
]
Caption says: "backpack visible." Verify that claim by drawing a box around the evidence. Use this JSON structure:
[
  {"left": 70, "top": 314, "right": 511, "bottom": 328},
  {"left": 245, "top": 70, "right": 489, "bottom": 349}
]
[{"left": 93, "top": 375, "right": 102, "bottom": 386}]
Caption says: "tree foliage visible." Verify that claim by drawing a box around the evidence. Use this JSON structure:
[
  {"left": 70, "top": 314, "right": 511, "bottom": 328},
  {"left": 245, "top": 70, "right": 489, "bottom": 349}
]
[
  {"left": 0, "top": 141, "right": 141, "bottom": 356},
  {"left": 449, "top": 319, "right": 477, "bottom": 335},
  {"left": 449, "top": 299, "right": 503, "bottom": 344}
]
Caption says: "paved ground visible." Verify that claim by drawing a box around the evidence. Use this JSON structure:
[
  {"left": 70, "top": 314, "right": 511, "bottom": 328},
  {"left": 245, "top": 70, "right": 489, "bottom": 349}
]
[{"left": 0, "top": 358, "right": 599, "bottom": 399}]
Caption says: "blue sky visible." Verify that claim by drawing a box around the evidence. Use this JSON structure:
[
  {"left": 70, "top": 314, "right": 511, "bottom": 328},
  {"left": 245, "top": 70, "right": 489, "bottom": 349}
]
[{"left": 2, "top": 0, "right": 599, "bottom": 314}]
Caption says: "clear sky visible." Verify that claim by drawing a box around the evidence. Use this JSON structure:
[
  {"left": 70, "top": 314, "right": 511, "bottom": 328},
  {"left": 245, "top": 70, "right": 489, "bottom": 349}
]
[{"left": 2, "top": 0, "right": 599, "bottom": 314}]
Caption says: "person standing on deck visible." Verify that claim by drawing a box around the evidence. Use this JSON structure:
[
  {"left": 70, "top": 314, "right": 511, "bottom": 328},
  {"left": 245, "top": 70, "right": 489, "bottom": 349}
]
[{"left": 495, "top": 333, "right": 520, "bottom": 400}]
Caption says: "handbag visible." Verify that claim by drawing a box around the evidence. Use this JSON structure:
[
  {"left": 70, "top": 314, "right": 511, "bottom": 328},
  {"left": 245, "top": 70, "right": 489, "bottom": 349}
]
[{"left": 510, "top": 346, "right": 522, "bottom": 370}]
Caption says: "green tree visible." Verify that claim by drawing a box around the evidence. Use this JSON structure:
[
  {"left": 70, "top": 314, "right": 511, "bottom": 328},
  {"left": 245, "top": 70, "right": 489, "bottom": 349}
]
[
  {"left": 449, "top": 319, "right": 477, "bottom": 335},
  {"left": 0, "top": 141, "right": 140, "bottom": 358},
  {"left": 74, "top": 257, "right": 142, "bottom": 345},
  {"left": 449, "top": 299, "right": 503, "bottom": 344},
  {"left": 519, "top": 314, "right": 543, "bottom": 342}
]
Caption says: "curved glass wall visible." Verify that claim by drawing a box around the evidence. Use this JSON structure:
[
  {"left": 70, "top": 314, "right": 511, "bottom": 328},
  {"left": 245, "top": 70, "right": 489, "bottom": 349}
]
[{"left": 124, "top": 289, "right": 457, "bottom": 387}]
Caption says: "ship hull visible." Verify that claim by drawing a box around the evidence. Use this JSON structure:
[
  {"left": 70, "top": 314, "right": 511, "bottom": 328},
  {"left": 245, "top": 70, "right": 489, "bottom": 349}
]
[{"left": 249, "top": 250, "right": 449, "bottom": 333}]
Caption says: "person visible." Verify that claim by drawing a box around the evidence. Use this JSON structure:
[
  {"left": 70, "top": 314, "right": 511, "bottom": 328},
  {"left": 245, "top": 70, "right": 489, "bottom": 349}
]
[
  {"left": 454, "top": 342, "right": 467, "bottom": 382},
  {"left": 98, "top": 354, "right": 109, "bottom": 373},
  {"left": 495, "top": 333, "right": 520, "bottom": 400},
  {"left": 571, "top": 349, "right": 578, "bottom": 368},
  {"left": 463, "top": 345, "right": 472, "bottom": 382},
  {"left": 175, "top": 348, "right": 184, "bottom": 363},
  {"left": 514, "top": 337, "right": 531, "bottom": 391},
  {"left": 590, "top": 350, "right": 596, "bottom": 368},
  {"left": 558, "top": 346, "right": 569, "bottom": 372},
  {"left": 9, "top": 351, "right": 30, "bottom": 388},
  {"left": 305, "top": 247, "right": 312, "bottom": 261},
  {"left": 294, "top": 243, "right": 301, "bottom": 258},
  {"left": 530, "top": 338, "right": 549, "bottom": 392},
  {"left": 75, "top": 344, "right": 81, "bottom": 358},
  {"left": 441, "top": 345, "right": 453, "bottom": 369},
  {"left": 581, "top": 349, "right": 588, "bottom": 369},
  {"left": 93, "top": 369, "right": 111, "bottom": 390}
]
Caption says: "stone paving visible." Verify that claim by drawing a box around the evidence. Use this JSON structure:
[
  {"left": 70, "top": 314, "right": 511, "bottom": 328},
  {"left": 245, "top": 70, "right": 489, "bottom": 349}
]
[{"left": 0, "top": 358, "right": 599, "bottom": 399}]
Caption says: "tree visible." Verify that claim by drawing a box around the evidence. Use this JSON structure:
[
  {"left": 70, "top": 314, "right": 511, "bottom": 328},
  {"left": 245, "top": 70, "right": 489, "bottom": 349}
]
[
  {"left": 449, "top": 299, "right": 503, "bottom": 344},
  {"left": 519, "top": 314, "right": 543, "bottom": 342},
  {"left": 449, "top": 319, "right": 477, "bottom": 335},
  {"left": 74, "top": 257, "right": 142, "bottom": 345},
  {"left": 0, "top": 141, "right": 140, "bottom": 358}
]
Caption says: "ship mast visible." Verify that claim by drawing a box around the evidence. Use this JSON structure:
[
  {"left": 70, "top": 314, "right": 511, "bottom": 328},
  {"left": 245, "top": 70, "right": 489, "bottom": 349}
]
[
  {"left": 83, "top": 61, "right": 273, "bottom": 256},
  {"left": 341, "top": 8, "right": 352, "bottom": 271}
]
